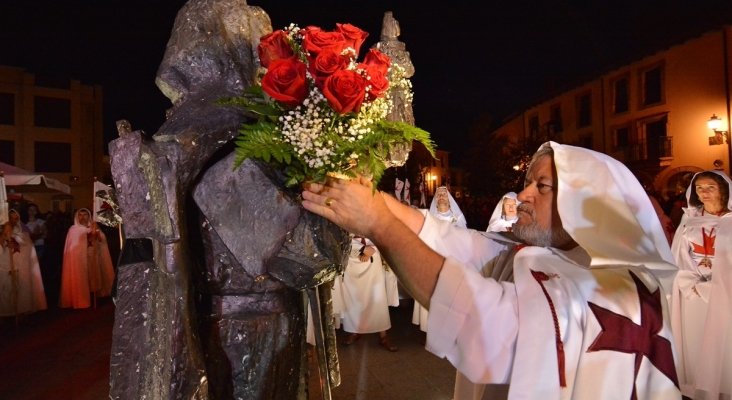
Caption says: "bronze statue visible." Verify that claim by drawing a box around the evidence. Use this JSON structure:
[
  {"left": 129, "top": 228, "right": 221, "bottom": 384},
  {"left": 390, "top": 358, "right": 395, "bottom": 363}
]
[{"left": 108, "top": 1, "right": 348, "bottom": 399}]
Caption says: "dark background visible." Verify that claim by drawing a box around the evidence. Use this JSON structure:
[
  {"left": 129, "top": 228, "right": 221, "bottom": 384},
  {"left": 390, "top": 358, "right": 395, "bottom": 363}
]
[{"left": 3, "top": 0, "right": 732, "bottom": 163}]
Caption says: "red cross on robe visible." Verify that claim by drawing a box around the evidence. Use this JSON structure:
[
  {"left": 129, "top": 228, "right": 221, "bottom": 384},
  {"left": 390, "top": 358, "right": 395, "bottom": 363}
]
[{"left": 587, "top": 270, "right": 679, "bottom": 399}]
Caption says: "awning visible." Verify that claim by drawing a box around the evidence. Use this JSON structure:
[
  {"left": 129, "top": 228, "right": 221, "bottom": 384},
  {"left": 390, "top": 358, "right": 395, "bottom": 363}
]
[{"left": 0, "top": 161, "right": 71, "bottom": 195}]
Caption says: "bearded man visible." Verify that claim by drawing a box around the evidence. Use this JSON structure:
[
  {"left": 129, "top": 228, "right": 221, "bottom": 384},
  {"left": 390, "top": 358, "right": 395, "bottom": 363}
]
[
  {"left": 430, "top": 186, "right": 467, "bottom": 227},
  {"left": 412, "top": 185, "right": 468, "bottom": 335},
  {"left": 302, "top": 142, "right": 681, "bottom": 400}
]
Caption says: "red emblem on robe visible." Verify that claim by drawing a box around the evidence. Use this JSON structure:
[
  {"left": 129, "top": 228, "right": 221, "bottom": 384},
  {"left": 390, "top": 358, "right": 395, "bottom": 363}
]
[{"left": 587, "top": 271, "right": 679, "bottom": 398}]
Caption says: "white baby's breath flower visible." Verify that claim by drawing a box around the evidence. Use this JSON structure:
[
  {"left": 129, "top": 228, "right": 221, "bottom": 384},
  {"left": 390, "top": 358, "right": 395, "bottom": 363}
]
[{"left": 233, "top": 21, "right": 428, "bottom": 185}]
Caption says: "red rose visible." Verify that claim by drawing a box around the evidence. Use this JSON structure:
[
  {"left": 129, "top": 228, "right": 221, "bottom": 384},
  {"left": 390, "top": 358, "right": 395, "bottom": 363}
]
[
  {"left": 257, "top": 30, "right": 294, "bottom": 68},
  {"left": 322, "top": 69, "right": 367, "bottom": 114},
  {"left": 302, "top": 27, "right": 347, "bottom": 59},
  {"left": 261, "top": 58, "right": 309, "bottom": 107},
  {"left": 310, "top": 47, "right": 350, "bottom": 88},
  {"left": 362, "top": 49, "right": 391, "bottom": 75},
  {"left": 336, "top": 23, "right": 368, "bottom": 56},
  {"left": 363, "top": 65, "right": 389, "bottom": 100}
]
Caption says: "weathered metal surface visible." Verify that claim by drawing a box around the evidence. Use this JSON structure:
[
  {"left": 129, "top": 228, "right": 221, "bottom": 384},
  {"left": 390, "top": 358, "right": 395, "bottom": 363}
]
[{"left": 108, "top": 1, "right": 349, "bottom": 399}]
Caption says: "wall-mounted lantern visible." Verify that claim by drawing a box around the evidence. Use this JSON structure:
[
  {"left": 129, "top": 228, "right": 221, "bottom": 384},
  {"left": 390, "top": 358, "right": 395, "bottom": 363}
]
[{"left": 707, "top": 114, "right": 729, "bottom": 145}]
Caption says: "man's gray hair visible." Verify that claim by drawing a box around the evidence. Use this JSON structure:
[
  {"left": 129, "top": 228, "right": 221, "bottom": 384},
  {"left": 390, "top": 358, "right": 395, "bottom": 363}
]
[
  {"left": 513, "top": 143, "right": 576, "bottom": 249},
  {"left": 528, "top": 143, "right": 553, "bottom": 170}
]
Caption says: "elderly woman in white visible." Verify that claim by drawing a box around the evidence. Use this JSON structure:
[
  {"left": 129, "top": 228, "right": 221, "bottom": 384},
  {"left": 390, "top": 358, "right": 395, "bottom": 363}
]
[
  {"left": 487, "top": 192, "right": 520, "bottom": 233},
  {"left": 0, "top": 209, "right": 47, "bottom": 316}
]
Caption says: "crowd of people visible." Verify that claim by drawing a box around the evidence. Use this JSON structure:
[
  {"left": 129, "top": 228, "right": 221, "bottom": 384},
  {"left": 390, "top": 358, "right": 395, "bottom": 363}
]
[
  {"left": 0, "top": 204, "right": 116, "bottom": 322},
  {"left": 302, "top": 141, "right": 730, "bottom": 400},
  {"left": 3, "top": 143, "right": 730, "bottom": 399}
]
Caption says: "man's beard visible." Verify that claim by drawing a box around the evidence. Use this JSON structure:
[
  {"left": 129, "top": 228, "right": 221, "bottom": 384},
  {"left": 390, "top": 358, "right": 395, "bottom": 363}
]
[{"left": 512, "top": 205, "right": 574, "bottom": 248}]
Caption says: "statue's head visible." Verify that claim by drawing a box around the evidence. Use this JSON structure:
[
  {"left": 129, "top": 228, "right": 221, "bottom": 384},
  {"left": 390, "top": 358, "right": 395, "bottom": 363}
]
[{"left": 155, "top": 0, "right": 273, "bottom": 104}]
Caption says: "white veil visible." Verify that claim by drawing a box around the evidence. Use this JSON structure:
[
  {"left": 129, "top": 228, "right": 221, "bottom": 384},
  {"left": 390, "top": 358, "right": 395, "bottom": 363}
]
[
  {"left": 429, "top": 186, "right": 466, "bottom": 228},
  {"left": 548, "top": 141, "right": 677, "bottom": 292},
  {"left": 487, "top": 192, "right": 519, "bottom": 232}
]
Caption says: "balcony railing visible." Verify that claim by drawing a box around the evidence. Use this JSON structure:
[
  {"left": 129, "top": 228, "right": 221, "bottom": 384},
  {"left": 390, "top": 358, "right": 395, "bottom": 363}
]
[{"left": 624, "top": 136, "right": 673, "bottom": 162}]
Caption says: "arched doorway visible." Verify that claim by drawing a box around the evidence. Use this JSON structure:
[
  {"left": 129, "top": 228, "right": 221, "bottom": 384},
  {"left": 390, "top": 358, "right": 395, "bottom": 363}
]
[{"left": 656, "top": 166, "right": 702, "bottom": 205}]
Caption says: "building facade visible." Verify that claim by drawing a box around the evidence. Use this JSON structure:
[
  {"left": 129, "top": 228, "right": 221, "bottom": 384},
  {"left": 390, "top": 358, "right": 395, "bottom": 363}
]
[
  {"left": 492, "top": 26, "right": 732, "bottom": 202},
  {"left": 0, "top": 65, "right": 105, "bottom": 212}
]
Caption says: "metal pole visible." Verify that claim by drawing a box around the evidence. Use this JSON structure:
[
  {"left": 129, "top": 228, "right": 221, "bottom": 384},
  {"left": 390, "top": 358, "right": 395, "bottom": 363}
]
[{"left": 307, "top": 287, "right": 332, "bottom": 400}]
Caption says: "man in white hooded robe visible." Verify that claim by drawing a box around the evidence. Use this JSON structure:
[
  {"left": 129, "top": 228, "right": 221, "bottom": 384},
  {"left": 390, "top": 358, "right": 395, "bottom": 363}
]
[{"left": 301, "top": 142, "right": 681, "bottom": 400}]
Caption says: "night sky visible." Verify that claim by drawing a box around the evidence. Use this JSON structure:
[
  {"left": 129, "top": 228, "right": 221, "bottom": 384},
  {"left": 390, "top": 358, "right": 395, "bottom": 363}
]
[{"left": 3, "top": 1, "right": 732, "bottom": 164}]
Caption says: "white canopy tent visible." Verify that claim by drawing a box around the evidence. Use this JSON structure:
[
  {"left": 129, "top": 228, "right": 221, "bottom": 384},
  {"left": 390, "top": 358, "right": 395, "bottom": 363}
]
[
  {"left": 0, "top": 161, "right": 71, "bottom": 195},
  {"left": 0, "top": 161, "right": 72, "bottom": 222}
]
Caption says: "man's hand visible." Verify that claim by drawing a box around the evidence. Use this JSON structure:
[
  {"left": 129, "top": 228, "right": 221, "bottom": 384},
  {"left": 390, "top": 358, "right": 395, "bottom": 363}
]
[{"left": 301, "top": 175, "right": 392, "bottom": 240}]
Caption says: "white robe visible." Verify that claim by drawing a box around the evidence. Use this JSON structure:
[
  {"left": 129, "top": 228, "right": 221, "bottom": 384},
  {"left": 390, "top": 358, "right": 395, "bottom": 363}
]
[
  {"left": 413, "top": 207, "right": 468, "bottom": 332},
  {"left": 59, "top": 221, "right": 115, "bottom": 309},
  {"left": 420, "top": 214, "right": 680, "bottom": 399},
  {"left": 486, "top": 217, "right": 517, "bottom": 233},
  {"left": 417, "top": 142, "right": 680, "bottom": 400},
  {"left": 487, "top": 192, "right": 519, "bottom": 233},
  {"left": 670, "top": 171, "right": 732, "bottom": 400},
  {"left": 0, "top": 228, "right": 47, "bottom": 316},
  {"left": 338, "top": 237, "right": 391, "bottom": 334}
]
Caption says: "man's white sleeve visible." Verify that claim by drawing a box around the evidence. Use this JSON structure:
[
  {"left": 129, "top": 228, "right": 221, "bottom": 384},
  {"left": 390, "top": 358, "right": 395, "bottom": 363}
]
[
  {"left": 418, "top": 213, "right": 519, "bottom": 384},
  {"left": 418, "top": 213, "right": 502, "bottom": 268}
]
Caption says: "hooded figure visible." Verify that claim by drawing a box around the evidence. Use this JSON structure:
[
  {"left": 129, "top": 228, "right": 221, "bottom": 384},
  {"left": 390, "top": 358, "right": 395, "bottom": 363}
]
[
  {"left": 301, "top": 141, "right": 682, "bottom": 398},
  {"left": 429, "top": 186, "right": 467, "bottom": 228},
  {"left": 487, "top": 192, "right": 520, "bottom": 233},
  {"left": 0, "top": 209, "right": 46, "bottom": 316},
  {"left": 412, "top": 186, "right": 468, "bottom": 334},
  {"left": 417, "top": 142, "right": 679, "bottom": 399},
  {"left": 670, "top": 170, "right": 732, "bottom": 400},
  {"left": 58, "top": 208, "right": 115, "bottom": 309}
]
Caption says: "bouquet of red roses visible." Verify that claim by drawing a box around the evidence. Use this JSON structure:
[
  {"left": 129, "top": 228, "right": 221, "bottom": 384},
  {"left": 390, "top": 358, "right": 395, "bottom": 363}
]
[{"left": 223, "top": 22, "right": 434, "bottom": 186}]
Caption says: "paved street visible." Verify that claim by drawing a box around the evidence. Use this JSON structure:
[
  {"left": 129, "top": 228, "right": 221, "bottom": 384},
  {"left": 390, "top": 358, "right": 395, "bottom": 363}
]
[{"left": 0, "top": 298, "right": 455, "bottom": 400}]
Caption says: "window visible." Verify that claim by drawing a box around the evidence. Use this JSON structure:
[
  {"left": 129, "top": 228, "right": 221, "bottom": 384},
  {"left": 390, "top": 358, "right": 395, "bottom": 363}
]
[
  {"left": 576, "top": 92, "right": 591, "bottom": 127},
  {"left": 634, "top": 114, "right": 669, "bottom": 161},
  {"left": 578, "top": 134, "right": 593, "bottom": 149},
  {"left": 613, "top": 76, "right": 629, "bottom": 114},
  {"left": 0, "top": 140, "right": 14, "bottom": 164},
  {"left": 34, "top": 141, "right": 71, "bottom": 172},
  {"left": 34, "top": 96, "right": 71, "bottom": 128},
  {"left": 644, "top": 117, "right": 669, "bottom": 159},
  {"left": 528, "top": 114, "right": 539, "bottom": 138},
  {"left": 641, "top": 64, "right": 664, "bottom": 106},
  {"left": 0, "top": 92, "right": 14, "bottom": 125},
  {"left": 549, "top": 104, "right": 562, "bottom": 133},
  {"left": 614, "top": 126, "right": 630, "bottom": 150}
]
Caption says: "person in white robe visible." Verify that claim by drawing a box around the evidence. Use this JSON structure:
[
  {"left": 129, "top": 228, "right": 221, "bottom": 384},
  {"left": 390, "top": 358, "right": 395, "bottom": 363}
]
[
  {"left": 59, "top": 208, "right": 115, "bottom": 309},
  {"left": 24, "top": 203, "right": 48, "bottom": 260},
  {"left": 302, "top": 141, "right": 681, "bottom": 399},
  {"left": 0, "top": 209, "right": 47, "bottom": 316},
  {"left": 412, "top": 186, "right": 467, "bottom": 334},
  {"left": 448, "top": 192, "right": 521, "bottom": 399},
  {"left": 670, "top": 170, "right": 732, "bottom": 400},
  {"left": 429, "top": 186, "right": 467, "bottom": 227},
  {"left": 487, "top": 192, "right": 519, "bottom": 233},
  {"left": 336, "top": 235, "right": 398, "bottom": 351}
]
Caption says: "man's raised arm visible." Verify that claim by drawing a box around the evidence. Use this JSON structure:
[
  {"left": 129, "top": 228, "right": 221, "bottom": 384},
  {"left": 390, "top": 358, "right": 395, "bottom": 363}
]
[{"left": 302, "top": 176, "right": 443, "bottom": 307}]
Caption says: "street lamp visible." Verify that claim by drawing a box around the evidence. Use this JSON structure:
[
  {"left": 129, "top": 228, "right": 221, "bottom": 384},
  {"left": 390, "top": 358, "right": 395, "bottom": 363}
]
[
  {"left": 707, "top": 114, "right": 732, "bottom": 175},
  {"left": 707, "top": 114, "right": 729, "bottom": 145}
]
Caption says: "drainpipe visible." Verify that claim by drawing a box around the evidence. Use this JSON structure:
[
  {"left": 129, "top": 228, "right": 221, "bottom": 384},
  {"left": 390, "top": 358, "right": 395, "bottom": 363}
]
[
  {"left": 723, "top": 27, "right": 731, "bottom": 175},
  {"left": 601, "top": 76, "right": 607, "bottom": 153}
]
